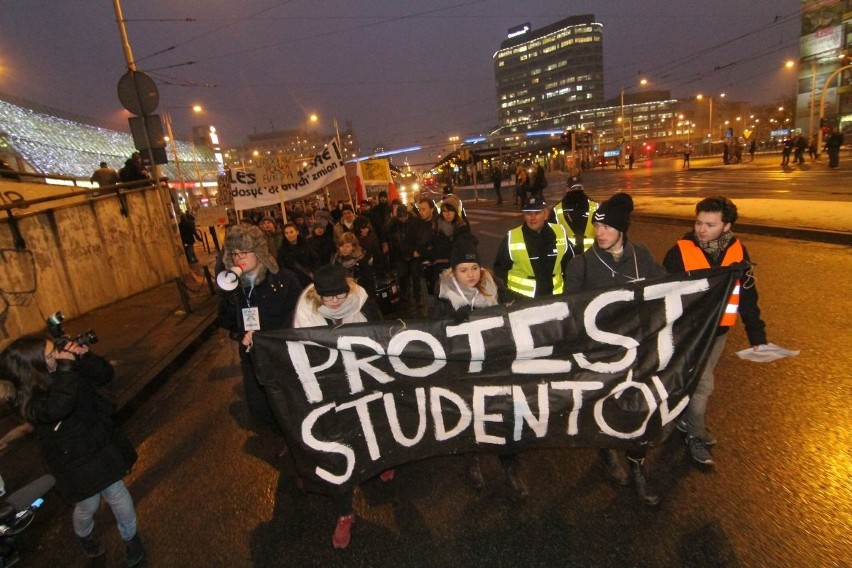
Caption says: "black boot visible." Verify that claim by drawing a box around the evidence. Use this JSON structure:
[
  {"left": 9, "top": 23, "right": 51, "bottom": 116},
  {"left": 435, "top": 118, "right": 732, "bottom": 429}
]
[
  {"left": 503, "top": 461, "right": 529, "bottom": 500},
  {"left": 599, "top": 448, "right": 629, "bottom": 486},
  {"left": 467, "top": 455, "right": 484, "bottom": 489},
  {"left": 78, "top": 531, "right": 105, "bottom": 558},
  {"left": 628, "top": 457, "right": 660, "bottom": 507},
  {"left": 125, "top": 532, "right": 146, "bottom": 567}
]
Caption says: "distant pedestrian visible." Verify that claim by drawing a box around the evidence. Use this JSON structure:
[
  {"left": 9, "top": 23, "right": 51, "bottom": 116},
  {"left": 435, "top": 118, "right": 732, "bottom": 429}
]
[
  {"left": 491, "top": 166, "right": 503, "bottom": 205},
  {"left": 178, "top": 213, "right": 200, "bottom": 264},
  {"left": 514, "top": 163, "right": 529, "bottom": 205},
  {"left": 118, "top": 153, "right": 148, "bottom": 182},
  {"left": 90, "top": 161, "right": 120, "bottom": 187},
  {"left": 682, "top": 144, "right": 691, "bottom": 169},
  {"left": 825, "top": 126, "right": 844, "bottom": 169},
  {"left": 530, "top": 162, "right": 547, "bottom": 199},
  {"left": 748, "top": 139, "right": 757, "bottom": 162},
  {"left": 628, "top": 152, "right": 635, "bottom": 169},
  {"left": 780, "top": 137, "right": 793, "bottom": 166},
  {"left": 794, "top": 134, "right": 807, "bottom": 165},
  {"left": 0, "top": 336, "right": 145, "bottom": 566},
  {"left": 807, "top": 134, "right": 819, "bottom": 162}
]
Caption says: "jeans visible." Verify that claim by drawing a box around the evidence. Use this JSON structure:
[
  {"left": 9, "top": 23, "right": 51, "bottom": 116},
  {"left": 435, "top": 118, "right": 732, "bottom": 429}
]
[
  {"left": 685, "top": 333, "right": 728, "bottom": 439},
  {"left": 73, "top": 479, "right": 137, "bottom": 541}
]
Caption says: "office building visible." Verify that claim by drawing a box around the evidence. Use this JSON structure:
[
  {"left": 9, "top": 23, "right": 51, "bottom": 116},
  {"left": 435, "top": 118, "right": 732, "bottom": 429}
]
[{"left": 493, "top": 15, "right": 604, "bottom": 132}]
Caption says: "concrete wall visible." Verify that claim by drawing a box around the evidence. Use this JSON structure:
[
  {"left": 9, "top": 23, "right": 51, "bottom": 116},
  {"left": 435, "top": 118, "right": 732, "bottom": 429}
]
[{"left": 0, "top": 181, "right": 182, "bottom": 345}]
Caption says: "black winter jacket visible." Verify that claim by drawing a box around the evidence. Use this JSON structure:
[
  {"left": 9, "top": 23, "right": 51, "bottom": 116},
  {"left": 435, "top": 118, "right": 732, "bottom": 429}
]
[
  {"left": 30, "top": 353, "right": 137, "bottom": 502},
  {"left": 218, "top": 267, "right": 303, "bottom": 342}
]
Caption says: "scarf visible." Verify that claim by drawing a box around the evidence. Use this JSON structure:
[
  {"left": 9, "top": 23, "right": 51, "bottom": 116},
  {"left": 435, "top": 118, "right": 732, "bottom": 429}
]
[
  {"left": 437, "top": 268, "right": 498, "bottom": 311},
  {"left": 335, "top": 250, "right": 365, "bottom": 272},
  {"left": 437, "top": 219, "right": 455, "bottom": 237},
  {"left": 698, "top": 230, "right": 734, "bottom": 262},
  {"left": 293, "top": 285, "right": 370, "bottom": 328}
]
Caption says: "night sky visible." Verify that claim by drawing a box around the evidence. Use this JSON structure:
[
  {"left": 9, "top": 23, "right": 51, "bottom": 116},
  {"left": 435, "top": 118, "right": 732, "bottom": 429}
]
[{"left": 0, "top": 1, "right": 800, "bottom": 164}]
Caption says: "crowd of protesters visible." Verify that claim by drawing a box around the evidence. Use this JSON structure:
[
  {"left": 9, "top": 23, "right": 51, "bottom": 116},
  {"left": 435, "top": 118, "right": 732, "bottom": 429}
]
[
  {"left": 0, "top": 168, "right": 774, "bottom": 557},
  {"left": 203, "top": 178, "right": 771, "bottom": 549}
]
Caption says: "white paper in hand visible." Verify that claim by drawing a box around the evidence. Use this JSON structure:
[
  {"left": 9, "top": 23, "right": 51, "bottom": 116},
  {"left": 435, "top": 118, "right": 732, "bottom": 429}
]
[{"left": 735, "top": 343, "right": 800, "bottom": 363}]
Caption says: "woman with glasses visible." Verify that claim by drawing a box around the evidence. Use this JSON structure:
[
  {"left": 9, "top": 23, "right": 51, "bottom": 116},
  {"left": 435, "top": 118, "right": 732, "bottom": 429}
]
[
  {"left": 0, "top": 337, "right": 145, "bottom": 565},
  {"left": 291, "top": 264, "right": 383, "bottom": 549},
  {"left": 218, "top": 225, "right": 303, "bottom": 432}
]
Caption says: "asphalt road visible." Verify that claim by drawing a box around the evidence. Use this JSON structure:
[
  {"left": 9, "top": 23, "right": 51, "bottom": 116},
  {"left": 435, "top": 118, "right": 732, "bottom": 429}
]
[{"left": 16, "top": 164, "right": 852, "bottom": 567}]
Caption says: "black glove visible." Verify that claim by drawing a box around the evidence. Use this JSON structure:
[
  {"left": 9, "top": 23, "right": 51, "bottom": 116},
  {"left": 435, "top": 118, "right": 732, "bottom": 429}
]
[{"left": 453, "top": 305, "right": 472, "bottom": 324}]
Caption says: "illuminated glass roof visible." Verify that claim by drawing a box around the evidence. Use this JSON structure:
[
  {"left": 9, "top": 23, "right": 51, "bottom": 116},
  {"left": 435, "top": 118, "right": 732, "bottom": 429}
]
[{"left": 0, "top": 91, "right": 217, "bottom": 180}]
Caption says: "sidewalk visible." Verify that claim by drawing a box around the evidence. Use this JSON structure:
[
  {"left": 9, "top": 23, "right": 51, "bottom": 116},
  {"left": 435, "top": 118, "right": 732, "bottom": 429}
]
[{"left": 454, "top": 153, "right": 852, "bottom": 245}]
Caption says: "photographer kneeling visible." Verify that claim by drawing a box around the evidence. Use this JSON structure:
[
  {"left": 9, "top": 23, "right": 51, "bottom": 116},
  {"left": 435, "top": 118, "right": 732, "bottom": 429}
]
[{"left": 0, "top": 336, "right": 144, "bottom": 566}]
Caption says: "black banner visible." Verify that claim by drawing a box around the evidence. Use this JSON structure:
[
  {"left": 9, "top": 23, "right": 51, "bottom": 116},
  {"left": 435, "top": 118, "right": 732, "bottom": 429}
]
[{"left": 252, "top": 267, "right": 738, "bottom": 494}]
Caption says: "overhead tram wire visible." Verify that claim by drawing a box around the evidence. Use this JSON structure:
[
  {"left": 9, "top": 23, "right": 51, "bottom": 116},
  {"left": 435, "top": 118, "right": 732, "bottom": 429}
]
[
  {"left": 128, "top": 0, "right": 296, "bottom": 66},
  {"left": 184, "top": 0, "right": 490, "bottom": 66},
  {"left": 607, "top": 8, "right": 800, "bottom": 90}
]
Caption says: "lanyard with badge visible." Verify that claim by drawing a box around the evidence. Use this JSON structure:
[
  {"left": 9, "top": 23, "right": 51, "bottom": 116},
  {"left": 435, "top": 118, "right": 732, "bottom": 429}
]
[{"left": 242, "top": 278, "right": 261, "bottom": 332}]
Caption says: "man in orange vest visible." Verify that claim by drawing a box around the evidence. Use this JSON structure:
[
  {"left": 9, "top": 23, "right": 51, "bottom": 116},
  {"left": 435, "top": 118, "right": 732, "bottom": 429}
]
[{"left": 662, "top": 196, "right": 768, "bottom": 466}]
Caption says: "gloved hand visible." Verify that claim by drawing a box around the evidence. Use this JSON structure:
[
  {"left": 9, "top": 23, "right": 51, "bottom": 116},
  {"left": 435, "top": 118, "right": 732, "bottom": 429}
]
[{"left": 453, "top": 305, "right": 472, "bottom": 324}]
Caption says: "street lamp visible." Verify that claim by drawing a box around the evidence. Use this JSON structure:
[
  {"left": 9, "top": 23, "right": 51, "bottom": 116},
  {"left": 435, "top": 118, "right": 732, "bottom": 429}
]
[
  {"left": 162, "top": 104, "right": 204, "bottom": 211},
  {"left": 817, "top": 61, "right": 852, "bottom": 151},
  {"left": 696, "top": 93, "right": 725, "bottom": 155}
]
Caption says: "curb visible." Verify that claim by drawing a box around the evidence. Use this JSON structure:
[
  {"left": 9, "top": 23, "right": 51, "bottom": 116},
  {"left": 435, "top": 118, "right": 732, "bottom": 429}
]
[{"left": 633, "top": 214, "right": 852, "bottom": 246}]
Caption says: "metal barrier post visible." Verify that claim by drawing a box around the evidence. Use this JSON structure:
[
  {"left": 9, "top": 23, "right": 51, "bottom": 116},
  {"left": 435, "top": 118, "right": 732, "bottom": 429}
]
[
  {"left": 202, "top": 265, "right": 216, "bottom": 296},
  {"left": 174, "top": 277, "right": 192, "bottom": 314}
]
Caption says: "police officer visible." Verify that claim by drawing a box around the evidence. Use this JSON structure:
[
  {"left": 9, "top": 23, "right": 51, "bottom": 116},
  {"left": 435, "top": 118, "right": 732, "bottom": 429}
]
[
  {"left": 494, "top": 195, "right": 571, "bottom": 300},
  {"left": 549, "top": 177, "right": 598, "bottom": 256}
]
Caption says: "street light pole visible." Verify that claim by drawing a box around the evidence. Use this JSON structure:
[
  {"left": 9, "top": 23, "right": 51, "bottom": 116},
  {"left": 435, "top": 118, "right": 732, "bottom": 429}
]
[
  {"left": 809, "top": 60, "right": 817, "bottom": 136},
  {"left": 817, "top": 63, "right": 852, "bottom": 152},
  {"left": 163, "top": 112, "right": 187, "bottom": 211}
]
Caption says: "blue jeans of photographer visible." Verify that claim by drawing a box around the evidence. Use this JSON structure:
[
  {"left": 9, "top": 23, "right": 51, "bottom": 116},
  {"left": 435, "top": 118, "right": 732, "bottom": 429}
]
[{"left": 73, "top": 479, "right": 137, "bottom": 541}]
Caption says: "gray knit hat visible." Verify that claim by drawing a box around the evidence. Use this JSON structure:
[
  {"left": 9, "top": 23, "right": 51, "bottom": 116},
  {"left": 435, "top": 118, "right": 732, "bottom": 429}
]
[{"left": 223, "top": 225, "right": 278, "bottom": 273}]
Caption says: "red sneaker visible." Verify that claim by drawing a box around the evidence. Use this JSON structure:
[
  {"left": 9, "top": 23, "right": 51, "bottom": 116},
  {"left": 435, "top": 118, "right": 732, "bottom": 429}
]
[
  {"left": 379, "top": 469, "right": 395, "bottom": 482},
  {"left": 332, "top": 514, "right": 354, "bottom": 549}
]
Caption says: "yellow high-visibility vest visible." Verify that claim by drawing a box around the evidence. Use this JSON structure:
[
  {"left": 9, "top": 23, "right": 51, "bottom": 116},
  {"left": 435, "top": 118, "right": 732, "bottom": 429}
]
[
  {"left": 553, "top": 200, "right": 597, "bottom": 252},
  {"left": 506, "top": 224, "right": 568, "bottom": 297}
]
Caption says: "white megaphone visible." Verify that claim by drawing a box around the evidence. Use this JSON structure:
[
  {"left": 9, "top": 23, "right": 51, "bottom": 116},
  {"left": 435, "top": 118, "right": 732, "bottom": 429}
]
[{"left": 216, "top": 266, "right": 243, "bottom": 292}]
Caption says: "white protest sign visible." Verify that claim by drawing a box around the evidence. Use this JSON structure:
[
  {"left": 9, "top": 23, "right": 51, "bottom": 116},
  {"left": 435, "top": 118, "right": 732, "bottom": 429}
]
[
  {"left": 193, "top": 205, "right": 228, "bottom": 226},
  {"left": 229, "top": 139, "right": 346, "bottom": 211}
]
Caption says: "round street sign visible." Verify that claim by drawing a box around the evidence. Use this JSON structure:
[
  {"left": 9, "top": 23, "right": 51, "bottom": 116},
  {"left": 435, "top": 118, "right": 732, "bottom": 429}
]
[{"left": 117, "top": 71, "right": 159, "bottom": 115}]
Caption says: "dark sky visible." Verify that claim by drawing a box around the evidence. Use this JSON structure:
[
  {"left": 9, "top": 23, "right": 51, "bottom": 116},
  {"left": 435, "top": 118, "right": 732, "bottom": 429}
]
[{"left": 0, "top": 0, "right": 801, "bottom": 163}]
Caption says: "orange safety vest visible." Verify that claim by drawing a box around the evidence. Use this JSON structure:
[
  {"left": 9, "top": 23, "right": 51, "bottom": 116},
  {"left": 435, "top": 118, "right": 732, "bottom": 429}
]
[{"left": 677, "top": 239, "right": 743, "bottom": 327}]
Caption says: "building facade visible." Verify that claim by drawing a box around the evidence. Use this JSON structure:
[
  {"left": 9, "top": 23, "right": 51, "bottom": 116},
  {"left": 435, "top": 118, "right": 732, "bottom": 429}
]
[
  {"left": 494, "top": 15, "right": 604, "bottom": 131},
  {"left": 794, "top": 0, "right": 851, "bottom": 136}
]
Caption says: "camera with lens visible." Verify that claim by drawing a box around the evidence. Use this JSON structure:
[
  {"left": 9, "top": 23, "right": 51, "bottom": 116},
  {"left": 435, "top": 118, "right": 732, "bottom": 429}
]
[{"left": 45, "top": 311, "right": 98, "bottom": 350}]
